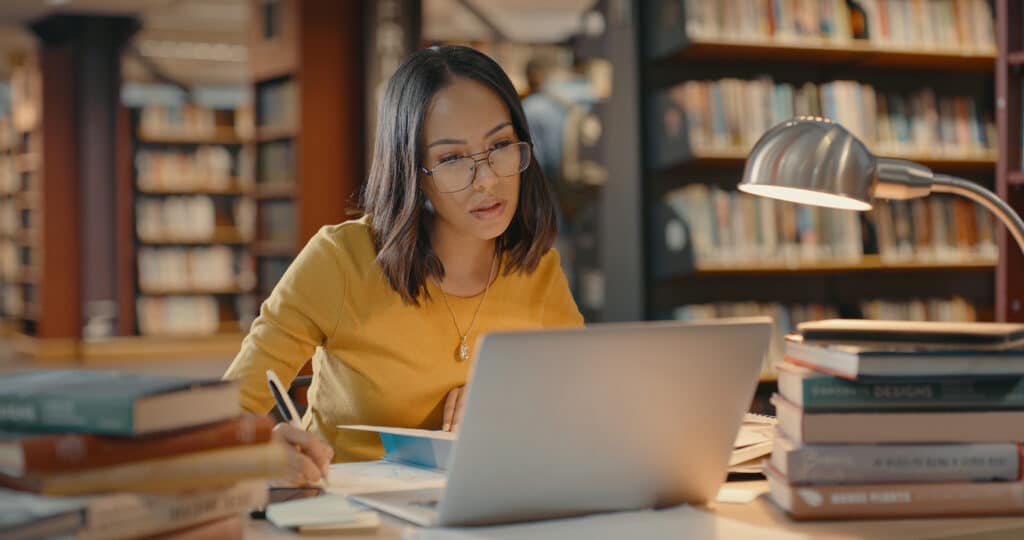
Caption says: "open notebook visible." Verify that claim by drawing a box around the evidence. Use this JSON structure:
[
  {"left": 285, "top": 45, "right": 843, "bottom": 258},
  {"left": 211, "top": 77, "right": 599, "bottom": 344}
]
[{"left": 340, "top": 414, "right": 775, "bottom": 476}]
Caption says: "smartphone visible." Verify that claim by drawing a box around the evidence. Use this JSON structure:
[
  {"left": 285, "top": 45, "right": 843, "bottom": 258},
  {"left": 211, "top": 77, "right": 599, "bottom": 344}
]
[{"left": 250, "top": 486, "right": 324, "bottom": 519}]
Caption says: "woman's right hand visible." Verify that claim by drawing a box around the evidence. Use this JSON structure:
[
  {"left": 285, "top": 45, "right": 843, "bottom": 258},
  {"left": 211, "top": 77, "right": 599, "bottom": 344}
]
[{"left": 272, "top": 423, "right": 334, "bottom": 485}]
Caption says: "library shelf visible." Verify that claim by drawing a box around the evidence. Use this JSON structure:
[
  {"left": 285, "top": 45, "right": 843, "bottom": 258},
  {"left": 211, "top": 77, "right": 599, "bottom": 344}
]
[
  {"left": 664, "top": 38, "right": 996, "bottom": 71},
  {"left": 693, "top": 255, "right": 997, "bottom": 276}
]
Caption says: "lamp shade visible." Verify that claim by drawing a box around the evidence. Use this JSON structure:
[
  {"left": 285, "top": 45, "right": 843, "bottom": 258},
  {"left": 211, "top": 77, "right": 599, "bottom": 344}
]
[{"left": 738, "top": 117, "right": 876, "bottom": 211}]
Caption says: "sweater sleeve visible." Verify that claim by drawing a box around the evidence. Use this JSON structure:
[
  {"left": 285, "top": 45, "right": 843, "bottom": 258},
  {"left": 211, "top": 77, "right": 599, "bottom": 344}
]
[
  {"left": 541, "top": 250, "right": 585, "bottom": 329},
  {"left": 223, "top": 227, "right": 348, "bottom": 414}
]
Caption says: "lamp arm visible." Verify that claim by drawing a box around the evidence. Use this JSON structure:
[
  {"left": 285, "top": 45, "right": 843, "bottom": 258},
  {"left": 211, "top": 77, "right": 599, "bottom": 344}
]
[{"left": 931, "top": 174, "right": 1024, "bottom": 256}]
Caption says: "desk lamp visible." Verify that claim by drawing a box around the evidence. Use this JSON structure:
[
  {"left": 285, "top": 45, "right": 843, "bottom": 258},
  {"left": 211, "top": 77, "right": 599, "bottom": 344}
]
[{"left": 737, "top": 116, "right": 1024, "bottom": 255}]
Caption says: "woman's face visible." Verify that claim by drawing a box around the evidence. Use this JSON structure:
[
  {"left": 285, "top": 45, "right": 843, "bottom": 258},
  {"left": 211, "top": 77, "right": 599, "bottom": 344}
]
[{"left": 420, "top": 76, "right": 521, "bottom": 243}]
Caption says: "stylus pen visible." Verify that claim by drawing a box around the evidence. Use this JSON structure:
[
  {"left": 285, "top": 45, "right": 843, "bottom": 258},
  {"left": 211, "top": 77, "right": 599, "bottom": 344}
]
[{"left": 266, "top": 369, "right": 302, "bottom": 427}]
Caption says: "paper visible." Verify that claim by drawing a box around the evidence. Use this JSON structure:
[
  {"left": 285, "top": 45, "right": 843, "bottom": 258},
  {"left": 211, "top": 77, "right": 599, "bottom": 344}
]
[
  {"left": 340, "top": 425, "right": 457, "bottom": 441},
  {"left": 265, "top": 494, "right": 374, "bottom": 528},
  {"left": 715, "top": 486, "right": 764, "bottom": 504},
  {"left": 402, "top": 504, "right": 808, "bottom": 540},
  {"left": 297, "top": 512, "right": 380, "bottom": 534},
  {"left": 326, "top": 460, "right": 447, "bottom": 496}
]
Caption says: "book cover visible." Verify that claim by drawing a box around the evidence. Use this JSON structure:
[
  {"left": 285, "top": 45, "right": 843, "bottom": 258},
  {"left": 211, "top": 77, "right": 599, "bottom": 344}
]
[
  {"left": 795, "top": 319, "right": 1024, "bottom": 347},
  {"left": 0, "top": 370, "right": 240, "bottom": 435},
  {"left": 777, "top": 363, "right": 1024, "bottom": 411},
  {"left": 0, "top": 488, "right": 84, "bottom": 540},
  {"left": 73, "top": 480, "right": 265, "bottom": 540},
  {"left": 0, "top": 415, "right": 274, "bottom": 475},
  {"left": 0, "top": 441, "right": 287, "bottom": 496},
  {"left": 784, "top": 339, "right": 1024, "bottom": 380},
  {"left": 772, "top": 433, "right": 1020, "bottom": 484},
  {"left": 772, "top": 394, "right": 1024, "bottom": 444},
  {"left": 767, "top": 465, "right": 1024, "bottom": 520}
]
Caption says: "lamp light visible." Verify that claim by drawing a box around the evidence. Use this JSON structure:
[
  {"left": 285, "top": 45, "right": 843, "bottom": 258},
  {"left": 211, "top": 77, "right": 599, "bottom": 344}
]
[{"left": 737, "top": 116, "right": 1024, "bottom": 254}]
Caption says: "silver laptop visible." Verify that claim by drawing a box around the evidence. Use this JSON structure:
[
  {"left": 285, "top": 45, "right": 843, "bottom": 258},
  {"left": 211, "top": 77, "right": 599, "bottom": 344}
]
[{"left": 352, "top": 317, "right": 773, "bottom": 527}]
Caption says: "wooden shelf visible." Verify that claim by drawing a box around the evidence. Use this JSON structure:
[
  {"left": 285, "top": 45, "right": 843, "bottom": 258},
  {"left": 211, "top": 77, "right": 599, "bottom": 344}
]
[
  {"left": 1008, "top": 51, "right": 1024, "bottom": 66},
  {"left": 693, "top": 255, "right": 997, "bottom": 276},
  {"left": 139, "top": 286, "right": 254, "bottom": 296},
  {"left": 78, "top": 332, "right": 246, "bottom": 361},
  {"left": 666, "top": 38, "right": 996, "bottom": 71},
  {"left": 254, "top": 183, "right": 296, "bottom": 199},
  {"left": 137, "top": 129, "right": 243, "bottom": 146},
  {"left": 137, "top": 228, "right": 249, "bottom": 246},
  {"left": 672, "top": 147, "right": 996, "bottom": 172},
  {"left": 255, "top": 126, "right": 297, "bottom": 142},
  {"left": 14, "top": 154, "right": 38, "bottom": 172},
  {"left": 253, "top": 241, "right": 295, "bottom": 257},
  {"left": 1009, "top": 171, "right": 1024, "bottom": 185},
  {"left": 136, "top": 183, "right": 252, "bottom": 196}
]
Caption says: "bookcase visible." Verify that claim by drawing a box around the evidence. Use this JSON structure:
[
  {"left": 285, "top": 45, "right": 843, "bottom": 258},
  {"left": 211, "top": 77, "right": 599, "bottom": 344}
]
[
  {"left": 0, "top": 48, "right": 82, "bottom": 357},
  {"left": 128, "top": 103, "right": 257, "bottom": 338},
  {"left": 246, "top": 0, "right": 364, "bottom": 307},
  {"left": 994, "top": 0, "right": 1024, "bottom": 323},
  {"left": 596, "top": 0, "right": 1001, "bottom": 379}
]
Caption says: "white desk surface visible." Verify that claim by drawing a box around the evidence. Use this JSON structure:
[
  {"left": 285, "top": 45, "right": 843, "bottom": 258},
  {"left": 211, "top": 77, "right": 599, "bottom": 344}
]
[{"left": 243, "top": 480, "right": 1024, "bottom": 540}]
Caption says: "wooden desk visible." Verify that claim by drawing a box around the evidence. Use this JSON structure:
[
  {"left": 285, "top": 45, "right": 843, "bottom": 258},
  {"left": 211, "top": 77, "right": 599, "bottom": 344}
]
[{"left": 243, "top": 481, "right": 1024, "bottom": 539}]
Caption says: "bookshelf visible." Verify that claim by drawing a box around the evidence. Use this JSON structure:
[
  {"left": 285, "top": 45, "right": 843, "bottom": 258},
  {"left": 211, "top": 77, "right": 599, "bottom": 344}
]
[
  {"left": 594, "top": 0, "right": 1000, "bottom": 378},
  {"left": 128, "top": 104, "right": 257, "bottom": 338},
  {"left": 246, "top": 0, "right": 364, "bottom": 305},
  {"left": 995, "top": 0, "right": 1024, "bottom": 322}
]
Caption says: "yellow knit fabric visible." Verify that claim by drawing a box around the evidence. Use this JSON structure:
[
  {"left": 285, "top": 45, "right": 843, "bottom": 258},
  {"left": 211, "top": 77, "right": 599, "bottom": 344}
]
[{"left": 223, "top": 216, "right": 584, "bottom": 462}]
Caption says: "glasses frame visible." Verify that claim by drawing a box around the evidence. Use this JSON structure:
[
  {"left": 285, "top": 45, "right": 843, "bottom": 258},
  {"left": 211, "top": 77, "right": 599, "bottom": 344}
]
[{"left": 420, "top": 141, "right": 532, "bottom": 194}]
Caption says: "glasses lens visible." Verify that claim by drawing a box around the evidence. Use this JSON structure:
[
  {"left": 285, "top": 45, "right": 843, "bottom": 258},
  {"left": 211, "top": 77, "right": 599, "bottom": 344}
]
[
  {"left": 432, "top": 158, "right": 475, "bottom": 193},
  {"left": 489, "top": 142, "right": 530, "bottom": 177}
]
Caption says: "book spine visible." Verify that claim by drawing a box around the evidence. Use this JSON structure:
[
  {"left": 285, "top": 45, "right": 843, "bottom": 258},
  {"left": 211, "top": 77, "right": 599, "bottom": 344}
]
[
  {"left": 768, "top": 469, "right": 1024, "bottom": 519},
  {"left": 36, "top": 442, "right": 288, "bottom": 496},
  {"left": 21, "top": 416, "right": 275, "bottom": 474},
  {"left": 792, "top": 375, "right": 1024, "bottom": 411},
  {"left": 776, "top": 443, "right": 1020, "bottom": 484},
  {"left": 75, "top": 480, "right": 266, "bottom": 540},
  {"left": 0, "top": 394, "right": 134, "bottom": 435}
]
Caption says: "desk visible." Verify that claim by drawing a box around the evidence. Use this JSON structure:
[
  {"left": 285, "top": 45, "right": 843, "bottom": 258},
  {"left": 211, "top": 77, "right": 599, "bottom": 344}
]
[{"left": 242, "top": 481, "right": 1024, "bottom": 539}]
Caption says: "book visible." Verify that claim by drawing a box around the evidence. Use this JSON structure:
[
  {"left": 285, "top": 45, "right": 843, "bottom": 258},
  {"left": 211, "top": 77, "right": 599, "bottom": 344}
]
[
  {"left": 0, "top": 488, "right": 84, "bottom": 540},
  {"left": 772, "top": 394, "right": 1024, "bottom": 444},
  {"left": 144, "top": 515, "right": 244, "bottom": 540},
  {"left": 73, "top": 480, "right": 265, "bottom": 540},
  {"left": 0, "top": 415, "right": 274, "bottom": 475},
  {"left": 0, "top": 441, "right": 287, "bottom": 496},
  {"left": 767, "top": 465, "right": 1024, "bottom": 520},
  {"left": 265, "top": 493, "right": 380, "bottom": 534},
  {"left": 776, "top": 363, "right": 1024, "bottom": 411},
  {"left": 796, "top": 319, "right": 1024, "bottom": 348},
  {"left": 0, "top": 370, "right": 240, "bottom": 435},
  {"left": 771, "top": 433, "right": 1020, "bottom": 485},
  {"left": 783, "top": 339, "right": 1024, "bottom": 380}
]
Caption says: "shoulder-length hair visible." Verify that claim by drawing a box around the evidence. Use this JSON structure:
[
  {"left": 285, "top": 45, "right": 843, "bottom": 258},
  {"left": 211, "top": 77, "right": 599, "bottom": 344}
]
[{"left": 361, "top": 45, "right": 558, "bottom": 305}]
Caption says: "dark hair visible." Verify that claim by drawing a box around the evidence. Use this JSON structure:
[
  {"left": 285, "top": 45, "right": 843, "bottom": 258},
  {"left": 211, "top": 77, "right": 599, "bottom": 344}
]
[{"left": 361, "top": 45, "right": 558, "bottom": 305}]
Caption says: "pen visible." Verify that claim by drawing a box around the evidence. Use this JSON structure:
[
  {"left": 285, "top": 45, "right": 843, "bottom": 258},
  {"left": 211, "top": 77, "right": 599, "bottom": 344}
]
[
  {"left": 266, "top": 369, "right": 302, "bottom": 428},
  {"left": 267, "top": 369, "right": 326, "bottom": 488}
]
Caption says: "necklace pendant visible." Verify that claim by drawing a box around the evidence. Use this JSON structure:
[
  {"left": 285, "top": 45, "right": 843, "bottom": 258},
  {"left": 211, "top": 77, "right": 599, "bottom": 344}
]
[{"left": 459, "top": 336, "right": 470, "bottom": 361}]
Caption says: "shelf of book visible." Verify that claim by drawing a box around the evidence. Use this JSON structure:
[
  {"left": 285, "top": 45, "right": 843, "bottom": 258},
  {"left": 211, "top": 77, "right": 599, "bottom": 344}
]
[
  {"left": 662, "top": 147, "right": 997, "bottom": 172},
  {"left": 254, "top": 126, "right": 297, "bottom": 143},
  {"left": 136, "top": 129, "right": 244, "bottom": 146},
  {"left": 995, "top": 0, "right": 1024, "bottom": 321},
  {"left": 663, "top": 38, "right": 996, "bottom": 71},
  {"left": 136, "top": 232, "right": 249, "bottom": 246},
  {"left": 595, "top": 0, "right": 1000, "bottom": 332},
  {"left": 693, "top": 256, "right": 997, "bottom": 276},
  {"left": 138, "top": 287, "right": 254, "bottom": 296},
  {"left": 1006, "top": 50, "right": 1024, "bottom": 65},
  {"left": 136, "top": 184, "right": 252, "bottom": 197}
]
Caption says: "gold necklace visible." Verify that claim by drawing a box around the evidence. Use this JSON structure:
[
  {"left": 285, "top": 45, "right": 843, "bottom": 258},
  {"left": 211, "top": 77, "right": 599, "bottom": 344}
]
[{"left": 434, "top": 253, "right": 498, "bottom": 362}]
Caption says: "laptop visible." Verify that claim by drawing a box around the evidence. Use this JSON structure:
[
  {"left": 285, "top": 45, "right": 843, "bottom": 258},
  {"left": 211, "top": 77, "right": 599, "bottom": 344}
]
[{"left": 351, "top": 317, "right": 773, "bottom": 527}]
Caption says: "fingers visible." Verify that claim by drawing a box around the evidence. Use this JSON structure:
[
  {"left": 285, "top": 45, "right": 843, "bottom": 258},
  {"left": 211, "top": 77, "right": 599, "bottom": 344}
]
[
  {"left": 284, "top": 444, "right": 323, "bottom": 486},
  {"left": 451, "top": 388, "right": 466, "bottom": 432},
  {"left": 443, "top": 387, "right": 461, "bottom": 431},
  {"left": 273, "top": 423, "right": 333, "bottom": 478}
]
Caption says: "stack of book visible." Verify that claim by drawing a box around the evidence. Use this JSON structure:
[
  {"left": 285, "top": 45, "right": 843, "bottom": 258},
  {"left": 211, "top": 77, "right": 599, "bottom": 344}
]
[
  {"left": 767, "top": 319, "right": 1024, "bottom": 519},
  {"left": 0, "top": 370, "right": 287, "bottom": 539}
]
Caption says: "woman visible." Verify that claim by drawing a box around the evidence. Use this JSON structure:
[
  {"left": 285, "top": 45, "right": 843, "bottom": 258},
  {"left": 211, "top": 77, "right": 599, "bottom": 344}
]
[{"left": 223, "top": 45, "right": 583, "bottom": 485}]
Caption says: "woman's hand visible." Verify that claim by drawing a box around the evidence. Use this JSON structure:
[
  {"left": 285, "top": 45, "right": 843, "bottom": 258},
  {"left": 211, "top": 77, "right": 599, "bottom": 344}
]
[
  {"left": 443, "top": 386, "right": 466, "bottom": 432},
  {"left": 273, "top": 423, "right": 334, "bottom": 485}
]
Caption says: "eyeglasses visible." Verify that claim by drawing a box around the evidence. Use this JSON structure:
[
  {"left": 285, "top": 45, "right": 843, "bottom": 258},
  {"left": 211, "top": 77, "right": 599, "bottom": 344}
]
[{"left": 421, "top": 141, "right": 531, "bottom": 194}]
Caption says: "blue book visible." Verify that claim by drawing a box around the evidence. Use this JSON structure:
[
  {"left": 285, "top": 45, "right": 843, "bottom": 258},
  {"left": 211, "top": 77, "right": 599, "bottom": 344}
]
[
  {"left": 340, "top": 425, "right": 453, "bottom": 471},
  {"left": 0, "top": 370, "right": 240, "bottom": 435}
]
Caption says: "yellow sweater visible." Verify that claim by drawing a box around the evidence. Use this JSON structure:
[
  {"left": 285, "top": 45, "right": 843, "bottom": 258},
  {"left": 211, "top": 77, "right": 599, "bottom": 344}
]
[{"left": 223, "top": 216, "right": 584, "bottom": 461}]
